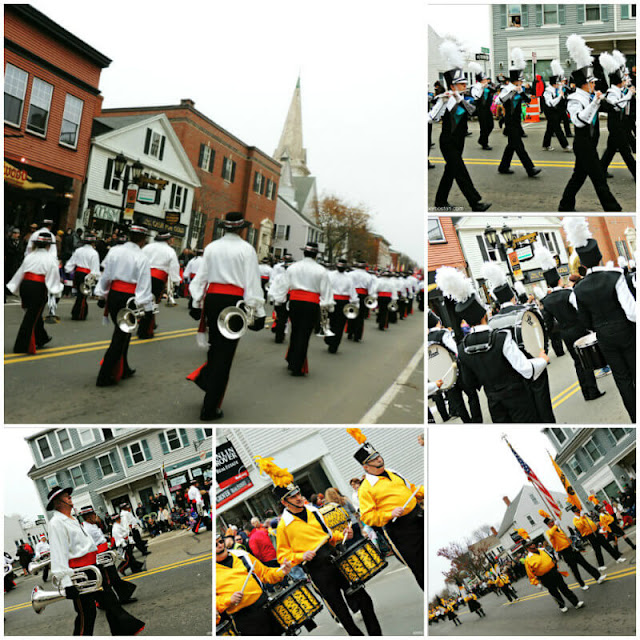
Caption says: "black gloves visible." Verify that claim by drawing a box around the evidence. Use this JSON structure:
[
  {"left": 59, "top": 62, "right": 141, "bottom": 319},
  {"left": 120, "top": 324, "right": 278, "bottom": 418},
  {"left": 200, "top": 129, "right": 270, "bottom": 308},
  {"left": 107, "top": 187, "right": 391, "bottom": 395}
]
[
  {"left": 65, "top": 585, "right": 80, "bottom": 600},
  {"left": 189, "top": 308, "right": 202, "bottom": 321},
  {"left": 97, "top": 299, "right": 106, "bottom": 309},
  {"left": 249, "top": 316, "right": 266, "bottom": 332}
]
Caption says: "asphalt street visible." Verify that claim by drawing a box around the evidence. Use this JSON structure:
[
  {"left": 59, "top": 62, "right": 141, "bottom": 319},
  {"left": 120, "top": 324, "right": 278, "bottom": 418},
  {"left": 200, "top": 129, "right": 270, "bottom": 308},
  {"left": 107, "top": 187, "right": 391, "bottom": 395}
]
[
  {"left": 4, "top": 296, "right": 424, "bottom": 424},
  {"left": 4, "top": 529, "right": 212, "bottom": 636},
  {"left": 305, "top": 556, "right": 424, "bottom": 636},
  {"left": 430, "top": 538, "right": 636, "bottom": 636},
  {"left": 429, "top": 339, "right": 633, "bottom": 424},
  {"left": 428, "top": 119, "right": 635, "bottom": 212}
]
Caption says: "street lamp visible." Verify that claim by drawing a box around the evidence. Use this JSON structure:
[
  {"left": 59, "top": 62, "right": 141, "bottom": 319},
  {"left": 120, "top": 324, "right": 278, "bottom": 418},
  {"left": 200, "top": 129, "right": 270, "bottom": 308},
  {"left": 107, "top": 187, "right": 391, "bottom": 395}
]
[
  {"left": 484, "top": 224, "right": 498, "bottom": 248},
  {"left": 114, "top": 152, "right": 127, "bottom": 179},
  {"left": 131, "top": 159, "right": 144, "bottom": 183},
  {"left": 501, "top": 224, "right": 514, "bottom": 246},
  {"left": 114, "top": 153, "right": 145, "bottom": 226}
]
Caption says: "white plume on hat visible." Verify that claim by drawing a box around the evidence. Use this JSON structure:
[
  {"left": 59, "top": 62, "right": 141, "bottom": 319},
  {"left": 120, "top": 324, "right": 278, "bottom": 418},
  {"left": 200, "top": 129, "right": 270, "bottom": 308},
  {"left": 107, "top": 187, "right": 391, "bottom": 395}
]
[
  {"left": 537, "top": 246, "right": 557, "bottom": 271},
  {"left": 599, "top": 52, "right": 621, "bottom": 76},
  {"left": 439, "top": 40, "right": 465, "bottom": 71},
  {"left": 511, "top": 47, "right": 526, "bottom": 71},
  {"left": 605, "top": 260, "right": 614, "bottom": 269},
  {"left": 618, "top": 255, "right": 628, "bottom": 268},
  {"left": 612, "top": 50, "right": 627, "bottom": 69},
  {"left": 481, "top": 262, "right": 508, "bottom": 289},
  {"left": 468, "top": 61, "right": 483, "bottom": 75},
  {"left": 566, "top": 34, "right": 593, "bottom": 69},
  {"left": 550, "top": 59, "right": 564, "bottom": 78},
  {"left": 435, "top": 266, "right": 473, "bottom": 303},
  {"left": 562, "top": 217, "right": 592, "bottom": 249},
  {"left": 533, "top": 285, "right": 547, "bottom": 300},
  {"left": 514, "top": 281, "right": 526, "bottom": 296}
]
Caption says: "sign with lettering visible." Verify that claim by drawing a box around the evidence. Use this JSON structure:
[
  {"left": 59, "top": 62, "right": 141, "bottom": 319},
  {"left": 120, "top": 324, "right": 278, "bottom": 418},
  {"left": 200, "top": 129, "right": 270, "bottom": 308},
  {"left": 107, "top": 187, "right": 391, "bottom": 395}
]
[
  {"left": 508, "top": 250, "right": 523, "bottom": 279},
  {"left": 475, "top": 53, "right": 490, "bottom": 61},
  {"left": 135, "top": 214, "right": 186, "bottom": 237},
  {"left": 92, "top": 203, "right": 120, "bottom": 222},
  {"left": 137, "top": 188, "right": 156, "bottom": 204},
  {"left": 165, "top": 210, "right": 181, "bottom": 225},
  {"left": 123, "top": 186, "right": 138, "bottom": 221},
  {"left": 4, "top": 161, "right": 28, "bottom": 187}
]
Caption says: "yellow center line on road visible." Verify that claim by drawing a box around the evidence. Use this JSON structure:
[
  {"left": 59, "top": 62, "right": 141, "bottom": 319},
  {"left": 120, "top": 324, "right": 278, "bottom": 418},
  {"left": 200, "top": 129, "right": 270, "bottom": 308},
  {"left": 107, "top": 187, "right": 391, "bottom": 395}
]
[
  {"left": 429, "top": 157, "right": 626, "bottom": 168},
  {"left": 3, "top": 553, "right": 212, "bottom": 613},
  {"left": 551, "top": 381, "right": 579, "bottom": 403}
]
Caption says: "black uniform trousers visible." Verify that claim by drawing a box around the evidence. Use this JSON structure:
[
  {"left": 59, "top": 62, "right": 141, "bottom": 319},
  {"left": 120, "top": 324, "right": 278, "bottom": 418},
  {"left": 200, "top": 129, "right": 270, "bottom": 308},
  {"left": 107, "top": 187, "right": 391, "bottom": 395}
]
[
  {"left": 608, "top": 520, "right": 636, "bottom": 549},
  {"left": 96, "top": 565, "right": 145, "bottom": 634},
  {"left": 498, "top": 129, "right": 536, "bottom": 174},
  {"left": 273, "top": 302, "right": 289, "bottom": 343},
  {"left": 542, "top": 112, "right": 568, "bottom": 148},
  {"left": 559, "top": 130, "right": 621, "bottom": 211},
  {"left": 598, "top": 325, "right": 636, "bottom": 422},
  {"left": 325, "top": 299, "right": 348, "bottom": 352},
  {"left": 550, "top": 333, "right": 565, "bottom": 356},
  {"left": 72, "top": 592, "right": 98, "bottom": 636},
  {"left": 305, "top": 547, "right": 382, "bottom": 636},
  {"left": 105, "top": 563, "right": 136, "bottom": 603},
  {"left": 583, "top": 532, "right": 621, "bottom": 567},
  {"left": 71, "top": 271, "right": 90, "bottom": 320},
  {"left": 118, "top": 544, "right": 144, "bottom": 575},
  {"left": 376, "top": 297, "right": 390, "bottom": 330},
  {"left": 384, "top": 506, "right": 424, "bottom": 590},
  {"left": 486, "top": 382, "right": 538, "bottom": 423},
  {"left": 601, "top": 129, "right": 636, "bottom": 178},
  {"left": 435, "top": 136, "right": 482, "bottom": 207},
  {"left": 131, "top": 528, "right": 148, "bottom": 555},
  {"left": 231, "top": 593, "right": 284, "bottom": 636},
  {"left": 500, "top": 585, "right": 514, "bottom": 602},
  {"left": 528, "top": 369, "right": 556, "bottom": 423},
  {"left": 287, "top": 300, "right": 319, "bottom": 374},
  {"left": 539, "top": 567, "right": 579, "bottom": 609},
  {"left": 445, "top": 381, "right": 482, "bottom": 423},
  {"left": 564, "top": 337, "right": 599, "bottom": 400},
  {"left": 478, "top": 107, "right": 494, "bottom": 147},
  {"left": 14, "top": 279, "right": 49, "bottom": 354},
  {"left": 348, "top": 293, "right": 368, "bottom": 341},
  {"left": 97, "top": 290, "right": 134, "bottom": 386},
  {"left": 558, "top": 546, "right": 600, "bottom": 587},
  {"left": 137, "top": 276, "right": 165, "bottom": 339}
]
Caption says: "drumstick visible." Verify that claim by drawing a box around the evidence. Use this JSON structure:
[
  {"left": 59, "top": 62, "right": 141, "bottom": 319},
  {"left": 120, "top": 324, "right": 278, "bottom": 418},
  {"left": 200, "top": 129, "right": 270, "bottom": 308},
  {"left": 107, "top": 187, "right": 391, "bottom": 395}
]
[
  {"left": 239, "top": 560, "right": 255, "bottom": 594},
  {"left": 302, "top": 534, "right": 331, "bottom": 565},
  {"left": 342, "top": 523, "right": 352, "bottom": 545},
  {"left": 392, "top": 487, "right": 421, "bottom": 522}
]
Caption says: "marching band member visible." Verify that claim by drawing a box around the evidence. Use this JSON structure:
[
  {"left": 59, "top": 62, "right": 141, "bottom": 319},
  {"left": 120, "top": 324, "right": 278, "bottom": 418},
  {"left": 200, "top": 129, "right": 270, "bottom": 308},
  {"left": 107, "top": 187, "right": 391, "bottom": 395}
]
[
  {"left": 94, "top": 225, "right": 154, "bottom": 387},
  {"left": 406, "top": 271, "right": 418, "bottom": 315},
  {"left": 4, "top": 552, "right": 16, "bottom": 593},
  {"left": 111, "top": 513, "right": 145, "bottom": 576},
  {"left": 350, "top": 429, "right": 424, "bottom": 591},
  {"left": 65, "top": 234, "right": 101, "bottom": 321},
  {"left": 256, "top": 455, "right": 383, "bottom": 636},
  {"left": 138, "top": 232, "right": 181, "bottom": 339},
  {"left": 120, "top": 504, "right": 150, "bottom": 556},
  {"left": 372, "top": 270, "right": 397, "bottom": 331},
  {"left": 184, "top": 248, "right": 204, "bottom": 312},
  {"left": 268, "top": 242, "right": 333, "bottom": 376},
  {"left": 188, "top": 479, "right": 205, "bottom": 516},
  {"left": 269, "top": 253, "right": 293, "bottom": 343},
  {"left": 326, "top": 258, "right": 359, "bottom": 354},
  {"left": 469, "top": 62, "right": 495, "bottom": 150},
  {"left": 595, "top": 503, "right": 636, "bottom": 551},
  {"left": 559, "top": 35, "right": 621, "bottom": 211},
  {"left": 33, "top": 534, "right": 50, "bottom": 582},
  {"left": 25, "top": 219, "right": 57, "bottom": 256},
  {"left": 347, "top": 260, "right": 375, "bottom": 341},
  {"left": 258, "top": 257, "right": 273, "bottom": 298},
  {"left": 571, "top": 505, "right": 625, "bottom": 570},
  {"left": 524, "top": 539, "right": 583, "bottom": 613},
  {"left": 216, "top": 533, "right": 291, "bottom": 635},
  {"left": 542, "top": 60, "right": 571, "bottom": 151},
  {"left": 564, "top": 217, "right": 636, "bottom": 422},
  {"left": 187, "top": 211, "right": 266, "bottom": 420},
  {"left": 7, "top": 231, "right": 62, "bottom": 354}
]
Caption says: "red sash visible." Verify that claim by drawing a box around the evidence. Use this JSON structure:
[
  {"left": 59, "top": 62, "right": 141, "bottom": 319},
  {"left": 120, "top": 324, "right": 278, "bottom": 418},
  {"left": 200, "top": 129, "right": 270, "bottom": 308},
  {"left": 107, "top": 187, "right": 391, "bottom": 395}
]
[
  {"left": 378, "top": 292, "right": 392, "bottom": 298},
  {"left": 260, "top": 276, "right": 269, "bottom": 281},
  {"left": 69, "top": 551, "right": 97, "bottom": 568},
  {"left": 207, "top": 283, "right": 244, "bottom": 296},
  {"left": 334, "top": 295, "right": 350, "bottom": 301},
  {"left": 111, "top": 280, "right": 136, "bottom": 294},
  {"left": 76, "top": 267, "right": 90, "bottom": 275},
  {"left": 150, "top": 268, "right": 168, "bottom": 282},
  {"left": 97, "top": 542, "right": 109, "bottom": 553},
  {"left": 289, "top": 289, "right": 320, "bottom": 303},
  {"left": 24, "top": 272, "right": 45, "bottom": 282},
  {"left": 356, "top": 288, "right": 368, "bottom": 295}
]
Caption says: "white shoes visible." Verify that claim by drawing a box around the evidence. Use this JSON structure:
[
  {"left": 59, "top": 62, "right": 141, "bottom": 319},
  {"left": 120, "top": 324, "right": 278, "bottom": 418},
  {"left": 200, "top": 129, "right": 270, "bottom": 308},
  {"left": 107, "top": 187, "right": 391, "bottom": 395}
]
[
  {"left": 597, "top": 574, "right": 607, "bottom": 583},
  {"left": 616, "top": 557, "right": 626, "bottom": 563},
  {"left": 543, "top": 146, "right": 555, "bottom": 151},
  {"left": 560, "top": 606, "right": 568, "bottom": 613},
  {"left": 580, "top": 585, "right": 589, "bottom": 590},
  {"left": 598, "top": 565, "right": 607, "bottom": 571},
  {"left": 575, "top": 601, "right": 585, "bottom": 609}
]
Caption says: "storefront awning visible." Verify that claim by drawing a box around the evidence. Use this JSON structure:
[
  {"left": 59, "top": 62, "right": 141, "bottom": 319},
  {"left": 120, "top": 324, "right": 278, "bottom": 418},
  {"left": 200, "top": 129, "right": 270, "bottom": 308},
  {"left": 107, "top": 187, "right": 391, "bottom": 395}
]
[{"left": 4, "top": 161, "right": 54, "bottom": 190}]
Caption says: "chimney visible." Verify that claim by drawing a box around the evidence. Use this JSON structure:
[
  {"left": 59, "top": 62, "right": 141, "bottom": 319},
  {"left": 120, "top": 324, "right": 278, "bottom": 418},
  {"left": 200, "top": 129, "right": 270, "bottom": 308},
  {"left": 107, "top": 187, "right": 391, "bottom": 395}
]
[
  {"left": 490, "top": 526, "right": 498, "bottom": 536},
  {"left": 180, "top": 98, "right": 195, "bottom": 108},
  {"left": 503, "top": 496, "right": 511, "bottom": 506}
]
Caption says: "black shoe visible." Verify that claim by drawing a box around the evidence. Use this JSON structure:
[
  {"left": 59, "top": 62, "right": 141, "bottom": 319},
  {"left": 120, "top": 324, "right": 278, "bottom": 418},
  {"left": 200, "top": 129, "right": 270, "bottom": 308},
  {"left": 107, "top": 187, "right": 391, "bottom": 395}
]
[
  {"left": 119, "top": 597, "right": 138, "bottom": 604},
  {"left": 482, "top": 145, "right": 493, "bottom": 150},
  {"left": 200, "top": 408, "right": 224, "bottom": 421},
  {"left": 606, "top": 172, "right": 614, "bottom": 179},
  {"left": 498, "top": 169, "right": 514, "bottom": 174},
  {"left": 428, "top": 162, "right": 435, "bottom": 169},
  {"left": 96, "top": 377, "right": 117, "bottom": 387},
  {"left": 472, "top": 202, "right": 491, "bottom": 212},
  {"left": 290, "top": 370, "right": 305, "bottom": 377},
  {"left": 36, "top": 336, "right": 52, "bottom": 348},
  {"left": 586, "top": 391, "right": 606, "bottom": 401},
  {"left": 275, "top": 338, "right": 284, "bottom": 344},
  {"left": 122, "top": 368, "right": 136, "bottom": 379},
  {"left": 328, "top": 346, "right": 338, "bottom": 354},
  {"left": 528, "top": 168, "right": 542, "bottom": 177}
]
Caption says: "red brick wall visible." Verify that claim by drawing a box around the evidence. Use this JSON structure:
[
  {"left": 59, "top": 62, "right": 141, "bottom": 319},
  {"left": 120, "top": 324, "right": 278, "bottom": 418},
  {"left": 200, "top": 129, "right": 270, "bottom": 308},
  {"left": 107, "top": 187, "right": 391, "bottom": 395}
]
[
  {"left": 558, "top": 216, "right": 635, "bottom": 265},
  {"left": 428, "top": 217, "right": 466, "bottom": 271}
]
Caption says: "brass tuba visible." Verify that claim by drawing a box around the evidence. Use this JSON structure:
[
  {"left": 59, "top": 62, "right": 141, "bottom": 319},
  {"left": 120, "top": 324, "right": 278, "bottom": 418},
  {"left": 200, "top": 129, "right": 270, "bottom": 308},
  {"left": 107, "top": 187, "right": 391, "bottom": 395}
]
[
  {"left": 79, "top": 273, "right": 97, "bottom": 296},
  {"left": 364, "top": 295, "right": 378, "bottom": 310},
  {"left": 217, "top": 300, "right": 255, "bottom": 340},
  {"left": 32, "top": 565, "right": 103, "bottom": 614},
  {"left": 343, "top": 303, "right": 359, "bottom": 320}
]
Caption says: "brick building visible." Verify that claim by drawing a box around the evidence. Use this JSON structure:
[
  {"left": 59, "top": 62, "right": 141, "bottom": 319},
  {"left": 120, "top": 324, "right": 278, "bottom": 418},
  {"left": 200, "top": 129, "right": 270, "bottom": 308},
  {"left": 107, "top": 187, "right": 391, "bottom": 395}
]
[
  {"left": 4, "top": 4, "right": 111, "bottom": 233},
  {"left": 99, "top": 99, "right": 280, "bottom": 255}
]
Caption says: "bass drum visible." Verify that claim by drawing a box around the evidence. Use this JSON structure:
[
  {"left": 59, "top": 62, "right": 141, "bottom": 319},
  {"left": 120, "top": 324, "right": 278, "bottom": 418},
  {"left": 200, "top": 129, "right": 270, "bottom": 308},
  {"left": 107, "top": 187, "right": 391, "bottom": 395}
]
[
  {"left": 488, "top": 307, "right": 544, "bottom": 354},
  {"left": 427, "top": 342, "right": 458, "bottom": 392}
]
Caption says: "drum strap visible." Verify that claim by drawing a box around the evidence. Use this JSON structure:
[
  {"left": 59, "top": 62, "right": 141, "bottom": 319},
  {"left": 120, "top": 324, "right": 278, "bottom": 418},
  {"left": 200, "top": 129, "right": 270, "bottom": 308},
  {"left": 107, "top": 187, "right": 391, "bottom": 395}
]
[
  {"left": 237, "top": 554, "right": 264, "bottom": 590},
  {"left": 311, "top": 510, "right": 333, "bottom": 537}
]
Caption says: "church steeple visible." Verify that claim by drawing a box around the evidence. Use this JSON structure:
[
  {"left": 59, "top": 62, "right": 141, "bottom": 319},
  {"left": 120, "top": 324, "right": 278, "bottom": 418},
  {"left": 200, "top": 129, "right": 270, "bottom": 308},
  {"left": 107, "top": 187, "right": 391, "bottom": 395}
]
[{"left": 274, "top": 76, "right": 310, "bottom": 177}]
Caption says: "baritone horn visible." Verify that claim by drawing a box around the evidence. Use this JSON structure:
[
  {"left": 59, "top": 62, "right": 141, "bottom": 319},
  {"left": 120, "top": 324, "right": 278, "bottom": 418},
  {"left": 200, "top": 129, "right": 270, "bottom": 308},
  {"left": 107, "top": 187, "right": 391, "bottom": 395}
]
[
  {"left": 79, "top": 273, "right": 97, "bottom": 296},
  {"left": 116, "top": 297, "right": 158, "bottom": 333},
  {"left": 364, "top": 295, "right": 378, "bottom": 310},
  {"left": 316, "top": 307, "right": 335, "bottom": 337},
  {"left": 32, "top": 565, "right": 103, "bottom": 614},
  {"left": 28, "top": 553, "right": 50, "bottom": 576},
  {"left": 389, "top": 299, "right": 399, "bottom": 313},
  {"left": 217, "top": 300, "right": 255, "bottom": 340},
  {"left": 343, "top": 302, "right": 359, "bottom": 320}
]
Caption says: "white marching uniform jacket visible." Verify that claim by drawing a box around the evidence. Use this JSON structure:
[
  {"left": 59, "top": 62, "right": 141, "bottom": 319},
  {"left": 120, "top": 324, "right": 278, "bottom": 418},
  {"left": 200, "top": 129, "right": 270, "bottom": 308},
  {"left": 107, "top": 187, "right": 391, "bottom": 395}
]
[
  {"left": 120, "top": 509, "right": 140, "bottom": 531},
  {"left": 34, "top": 541, "right": 50, "bottom": 557},
  {"left": 349, "top": 268, "right": 375, "bottom": 294},
  {"left": 543, "top": 85, "right": 563, "bottom": 109},
  {"left": 94, "top": 242, "right": 154, "bottom": 311},
  {"left": 188, "top": 485, "right": 204, "bottom": 504},
  {"left": 112, "top": 521, "right": 130, "bottom": 548},
  {"left": 7, "top": 249, "right": 63, "bottom": 296},
  {"left": 25, "top": 227, "right": 58, "bottom": 256},
  {"left": 605, "top": 84, "right": 634, "bottom": 111},
  {"left": 259, "top": 264, "right": 273, "bottom": 281},
  {"left": 65, "top": 244, "right": 101, "bottom": 276},
  {"left": 268, "top": 258, "right": 334, "bottom": 308},
  {"left": 371, "top": 277, "right": 398, "bottom": 300},
  {"left": 567, "top": 88, "right": 601, "bottom": 128},
  {"left": 183, "top": 256, "right": 203, "bottom": 281},
  {"left": 142, "top": 241, "right": 181, "bottom": 282},
  {"left": 82, "top": 522, "right": 107, "bottom": 546},
  {"left": 189, "top": 233, "right": 265, "bottom": 317},
  {"left": 49, "top": 511, "right": 98, "bottom": 589},
  {"left": 329, "top": 271, "right": 359, "bottom": 303},
  {"left": 268, "top": 270, "right": 288, "bottom": 304}
]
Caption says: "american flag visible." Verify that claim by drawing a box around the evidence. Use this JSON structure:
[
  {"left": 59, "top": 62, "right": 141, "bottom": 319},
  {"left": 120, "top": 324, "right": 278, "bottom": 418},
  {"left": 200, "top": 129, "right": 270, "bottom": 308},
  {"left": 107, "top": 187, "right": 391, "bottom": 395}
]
[{"left": 506, "top": 440, "right": 563, "bottom": 520}]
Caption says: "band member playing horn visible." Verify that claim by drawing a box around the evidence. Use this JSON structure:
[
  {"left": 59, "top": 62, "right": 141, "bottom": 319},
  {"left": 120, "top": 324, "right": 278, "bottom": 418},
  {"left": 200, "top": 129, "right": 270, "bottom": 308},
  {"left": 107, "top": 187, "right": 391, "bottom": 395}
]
[
  {"left": 187, "top": 211, "right": 266, "bottom": 420},
  {"left": 7, "top": 231, "right": 62, "bottom": 354},
  {"left": 216, "top": 533, "right": 292, "bottom": 635},
  {"left": 65, "top": 234, "right": 101, "bottom": 321},
  {"left": 111, "top": 513, "right": 144, "bottom": 576},
  {"left": 138, "top": 232, "right": 181, "bottom": 339},
  {"left": 269, "top": 253, "right": 293, "bottom": 344},
  {"left": 326, "top": 258, "right": 359, "bottom": 354},
  {"left": 255, "top": 455, "right": 383, "bottom": 636},
  {"left": 371, "top": 270, "right": 397, "bottom": 331},
  {"left": 268, "top": 242, "right": 333, "bottom": 376},
  {"left": 120, "top": 504, "right": 150, "bottom": 556},
  {"left": 94, "top": 225, "right": 154, "bottom": 387},
  {"left": 570, "top": 504, "right": 626, "bottom": 569},
  {"left": 349, "top": 429, "right": 425, "bottom": 591},
  {"left": 33, "top": 534, "right": 50, "bottom": 582},
  {"left": 347, "top": 259, "right": 375, "bottom": 341}
]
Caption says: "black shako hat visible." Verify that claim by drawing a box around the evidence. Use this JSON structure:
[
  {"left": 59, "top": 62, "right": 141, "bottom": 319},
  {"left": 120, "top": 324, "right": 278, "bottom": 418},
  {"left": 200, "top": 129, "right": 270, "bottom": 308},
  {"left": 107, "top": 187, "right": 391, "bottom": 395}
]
[
  {"left": 455, "top": 296, "right": 486, "bottom": 326},
  {"left": 354, "top": 441, "right": 381, "bottom": 465},
  {"left": 273, "top": 482, "right": 301, "bottom": 501},
  {"left": 443, "top": 68, "right": 467, "bottom": 89},
  {"left": 46, "top": 486, "right": 73, "bottom": 510},
  {"left": 301, "top": 241, "right": 319, "bottom": 254},
  {"left": 571, "top": 66, "right": 596, "bottom": 87},
  {"left": 222, "top": 211, "right": 251, "bottom": 229},
  {"left": 543, "top": 266, "right": 561, "bottom": 287},
  {"left": 493, "top": 282, "right": 516, "bottom": 305},
  {"left": 575, "top": 239, "right": 602, "bottom": 268},
  {"left": 428, "top": 310, "right": 440, "bottom": 329}
]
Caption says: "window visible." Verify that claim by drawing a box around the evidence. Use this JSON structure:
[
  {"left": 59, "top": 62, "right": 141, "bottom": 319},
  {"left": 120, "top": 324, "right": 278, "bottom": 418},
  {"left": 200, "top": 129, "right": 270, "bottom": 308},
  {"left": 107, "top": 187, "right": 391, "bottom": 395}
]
[
  {"left": 477, "top": 235, "right": 498, "bottom": 262},
  {"left": 632, "top": 4, "right": 637, "bottom": 18},
  {"left": 26, "top": 77, "right": 53, "bottom": 136},
  {"left": 4, "top": 63, "right": 28, "bottom": 126},
  {"left": 56, "top": 429, "right": 73, "bottom": 453},
  {"left": 79, "top": 428, "right": 95, "bottom": 445},
  {"left": 123, "top": 441, "right": 150, "bottom": 466},
  {"left": 222, "top": 157, "right": 236, "bottom": 182},
  {"left": 275, "top": 225, "right": 290, "bottom": 241},
  {"left": 568, "top": 456, "right": 583, "bottom": 476},
  {"left": 199, "top": 144, "right": 214, "bottom": 172},
  {"left": 585, "top": 4, "right": 601, "bottom": 21},
  {"left": 526, "top": 515, "right": 535, "bottom": 525},
  {"left": 97, "top": 454, "right": 114, "bottom": 476},
  {"left": 36, "top": 435, "right": 52, "bottom": 460},
  {"left": 149, "top": 131, "right": 161, "bottom": 157},
  {"left": 44, "top": 475, "right": 58, "bottom": 491},
  {"left": 550, "top": 428, "right": 567, "bottom": 444},
  {"left": 608, "top": 428, "right": 627, "bottom": 443},
  {"left": 107, "top": 161, "right": 123, "bottom": 193},
  {"left": 583, "top": 438, "right": 603, "bottom": 464},
  {"left": 69, "top": 465, "right": 87, "bottom": 488},
  {"left": 265, "top": 179, "right": 275, "bottom": 199},
  {"left": 59, "top": 94, "right": 84, "bottom": 148},
  {"left": 508, "top": 4, "right": 522, "bottom": 27},
  {"left": 254, "top": 172, "right": 263, "bottom": 194},
  {"left": 428, "top": 218, "right": 446, "bottom": 243},
  {"left": 530, "top": 494, "right": 539, "bottom": 505},
  {"left": 174, "top": 185, "right": 184, "bottom": 210},
  {"left": 166, "top": 429, "right": 183, "bottom": 451},
  {"left": 543, "top": 4, "right": 558, "bottom": 24}
]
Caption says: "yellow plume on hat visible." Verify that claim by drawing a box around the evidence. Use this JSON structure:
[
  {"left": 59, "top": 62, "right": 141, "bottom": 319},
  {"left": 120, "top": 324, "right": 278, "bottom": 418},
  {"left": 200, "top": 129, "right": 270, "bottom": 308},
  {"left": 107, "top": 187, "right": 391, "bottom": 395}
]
[
  {"left": 588, "top": 494, "right": 599, "bottom": 505},
  {"left": 254, "top": 455, "right": 294, "bottom": 488},
  {"left": 346, "top": 428, "right": 367, "bottom": 444},
  {"left": 515, "top": 527, "right": 529, "bottom": 540},
  {"left": 539, "top": 509, "right": 552, "bottom": 519}
]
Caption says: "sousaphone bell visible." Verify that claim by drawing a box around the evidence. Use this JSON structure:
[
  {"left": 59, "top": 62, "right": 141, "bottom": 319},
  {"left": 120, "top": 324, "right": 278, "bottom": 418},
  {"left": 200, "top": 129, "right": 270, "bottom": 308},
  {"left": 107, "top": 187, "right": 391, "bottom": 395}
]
[
  {"left": 388, "top": 299, "right": 399, "bottom": 313},
  {"left": 79, "top": 273, "right": 98, "bottom": 296}
]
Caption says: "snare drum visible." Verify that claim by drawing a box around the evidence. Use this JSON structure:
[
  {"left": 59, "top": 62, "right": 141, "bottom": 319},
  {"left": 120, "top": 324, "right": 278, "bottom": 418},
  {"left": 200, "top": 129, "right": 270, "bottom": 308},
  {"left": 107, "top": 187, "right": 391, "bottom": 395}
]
[
  {"left": 573, "top": 333, "right": 607, "bottom": 371},
  {"left": 331, "top": 538, "right": 388, "bottom": 594},
  {"left": 318, "top": 503, "right": 350, "bottom": 534},
  {"left": 488, "top": 307, "right": 544, "bottom": 354},
  {"left": 427, "top": 342, "right": 458, "bottom": 391},
  {"left": 216, "top": 618, "right": 237, "bottom": 636},
  {"left": 268, "top": 580, "right": 323, "bottom": 633}
]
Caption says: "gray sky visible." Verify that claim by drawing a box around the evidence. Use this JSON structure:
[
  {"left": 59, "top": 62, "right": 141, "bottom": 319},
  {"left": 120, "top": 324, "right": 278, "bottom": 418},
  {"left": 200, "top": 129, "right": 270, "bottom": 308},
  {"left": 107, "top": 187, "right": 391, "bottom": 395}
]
[
  {"left": 427, "top": 4, "right": 492, "bottom": 53},
  {"left": 3, "top": 427, "right": 47, "bottom": 518},
  {"left": 428, "top": 426, "right": 571, "bottom": 599},
  {"left": 30, "top": 0, "right": 425, "bottom": 264}
]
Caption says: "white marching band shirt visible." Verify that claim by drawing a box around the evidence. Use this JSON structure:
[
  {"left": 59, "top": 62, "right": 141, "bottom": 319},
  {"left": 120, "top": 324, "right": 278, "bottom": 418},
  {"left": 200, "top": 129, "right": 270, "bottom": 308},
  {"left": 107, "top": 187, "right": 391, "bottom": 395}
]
[
  {"left": 112, "top": 521, "right": 131, "bottom": 549},
  {"left": 34, "top": 540, "right": 50, "bottom": 558},
  {"left": 25, "top": 227, "right": 58, "bottom": 257},
  {"left": 94, "top": 241, "right": 155, "bottom": 312},
  {"left": 65, "top": 244, "right": 101, "bottom": 276},
  {"left": 82, "top": 522, "right": 108, "bottom": 546},
  {"left": 268, "top": 258, "right": 334, "bottom": 308},
  {"left": 329, "top": 271, "right": 359, "bottom": 303},
  {"left": 605, "top": 84, "right": 634, "bottom": 111},
  {"left": 48, "top": 511, "right": 98, "bottom": 589},
  {"left": 120, "top": 509, "right": 142, "bottom": 531},
  {"left": 349, "top": 268, "right": 376, "bottom": 293},
  {"left": 543, "top": 85, "right": 563, "bottom": 109},
  {"left": 567, "top": 88, "right": 601, "bottom": 128},
  {"left": 188, "top": 485, "right": 204, "bottom": 504},
  {"left": 189, "top": 233, "right": 265, "bottom": 317},
  {"left": 183, "top": 255, "right": 203, "bottom": 281},
  {"left": 371, "top": 277, "right": 398, "bottom": 300},
  {"left": 569, "top": 267, "right": 636, "bottom": 323},
  {"left": 7, "top": 249, "right": 63, "bottom": 296},
  {"left": 258, "top": 263, "right": 273, "bottom": 280},
  {"left": 142, "top": 241, "right": 181, "bottom": 283}
]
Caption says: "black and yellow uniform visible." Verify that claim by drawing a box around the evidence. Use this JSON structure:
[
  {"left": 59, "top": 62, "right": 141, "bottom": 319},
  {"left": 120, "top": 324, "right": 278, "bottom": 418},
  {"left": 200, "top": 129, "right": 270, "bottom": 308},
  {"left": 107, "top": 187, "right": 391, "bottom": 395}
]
[
  {"left": 525, "top": 548, "right": 580, "bottom": 611},
  {"left": 599, "top": 512, "right": 636, "bottom": 550},
  {"left": 465, "top": 593, "right": 485, "bottom": 617},
  {"left": 546, "top": 523, "right": 601, "bottom": 587},
  {"left": 358, "top": 470, "right": 424, "bottom": 590},
  {"left": 573, "top": 513, "right": 623, "bottom": 567},
  {"left": 216, "top": 549, "right": 285, "bottom": 636},
  {"left": 445, "top": 603, "right": 461, "bottom": 626},
  {"left": 277, "top": 505, "right": 382, "bottom": 636}
]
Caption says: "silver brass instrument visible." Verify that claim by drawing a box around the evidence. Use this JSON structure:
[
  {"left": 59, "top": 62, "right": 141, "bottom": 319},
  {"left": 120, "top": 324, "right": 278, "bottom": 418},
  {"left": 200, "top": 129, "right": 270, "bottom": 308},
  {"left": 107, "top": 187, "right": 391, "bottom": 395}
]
[
  {"left": 79, "top": 273, "right": 97, "bottom": 296},
  {"left": 32, "top": 565, "right": 102, "bottom": 614},
  {"left": 217, "top": 300, "right": 256, "bottom": 340},
  {"left": 165, "top": 276, "right": 177, "bottom": 307},
  {"left": 316, "top": 307, "right": 335, "bottom": 337},
  {"left": 96, "top": 550, "right": 117, "bottom": 567},
  {"left": 389, "top": 299, "right": 399, "bottom": 313},
  {"left": 28, "top": 553, "right": 50, "bottom": 575},
  {"left": 4, "top": 562, "right": 12, "bottom": 576},
  {"left": 343, "top": 302, "right": 359, "bottom": 320},
  {"left": 364, "top": 295, "right": 378, "bottom": 310},
  {"left": 116, "top": 296, "right": 158, "bottom": 334}
]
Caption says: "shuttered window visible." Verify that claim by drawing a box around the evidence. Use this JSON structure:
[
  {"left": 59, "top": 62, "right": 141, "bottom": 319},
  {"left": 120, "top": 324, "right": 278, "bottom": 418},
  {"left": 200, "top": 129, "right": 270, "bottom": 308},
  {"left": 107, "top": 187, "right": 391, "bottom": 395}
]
[
  {"left": 4, "top": 63, "right": 28, "bottom": 126},
  {"left": 26, "top": 77, "right": 53, "bottom": 136}
]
